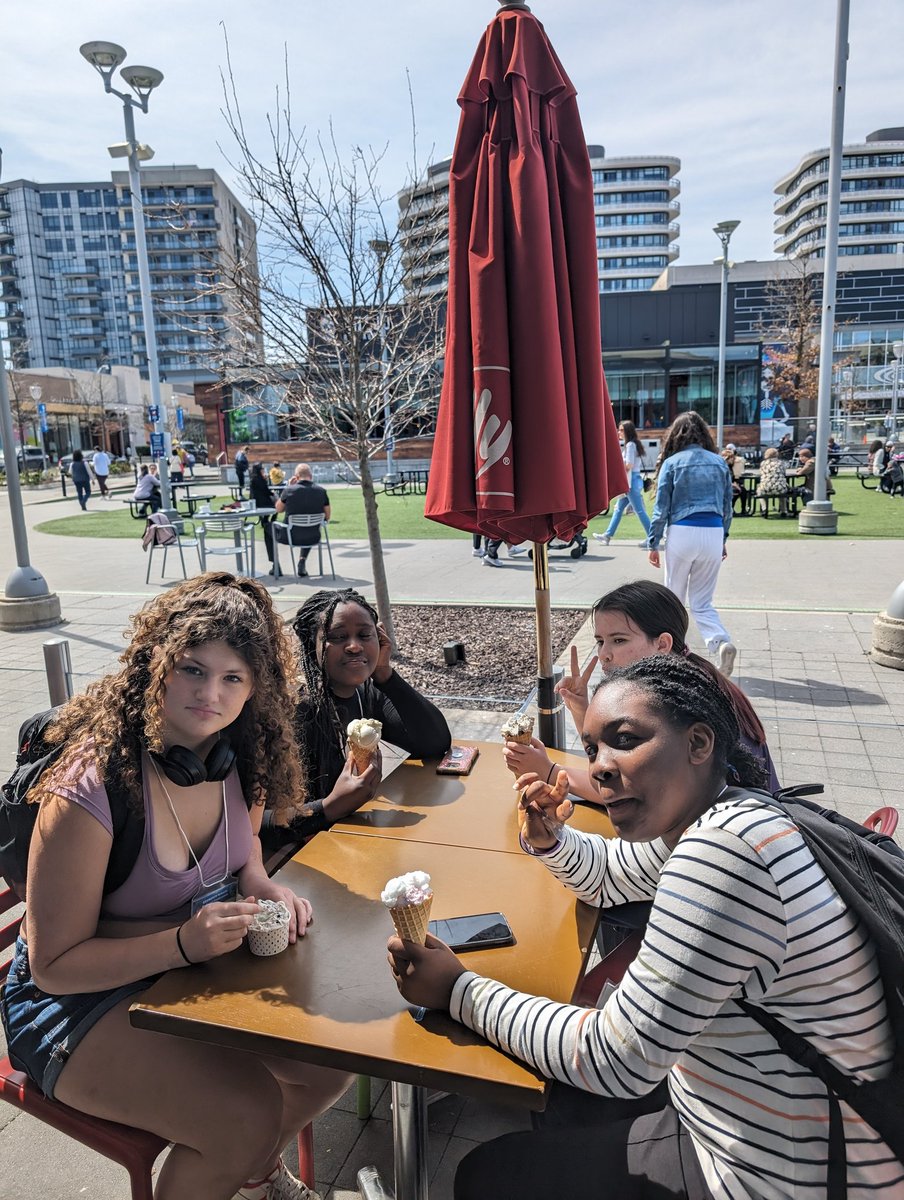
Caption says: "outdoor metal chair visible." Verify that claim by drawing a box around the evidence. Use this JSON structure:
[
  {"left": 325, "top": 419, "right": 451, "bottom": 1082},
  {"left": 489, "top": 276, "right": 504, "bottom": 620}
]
[
  {"left": 0, "top": 878, "right": 316, "bottom": 1193},
  {"left": 143, "top": 514, "right": 203, "bottom": 584},
  {"left": 278, "top": 514, "right": 335, "bottom": 579},
  {"left": 197, "top": 514, "right": 256, "bottom": 577}
]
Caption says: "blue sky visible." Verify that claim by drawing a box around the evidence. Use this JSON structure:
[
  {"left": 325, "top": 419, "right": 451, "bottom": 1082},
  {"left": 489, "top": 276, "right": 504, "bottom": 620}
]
[{"left": 1, "top": 0, "right": 899, "bottom": 266}]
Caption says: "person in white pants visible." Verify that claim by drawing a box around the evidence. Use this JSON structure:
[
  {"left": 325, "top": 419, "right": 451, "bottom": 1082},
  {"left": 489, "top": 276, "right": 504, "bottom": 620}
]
[{"left": 646, "top": 411, "right": 737, "bottom": 676}]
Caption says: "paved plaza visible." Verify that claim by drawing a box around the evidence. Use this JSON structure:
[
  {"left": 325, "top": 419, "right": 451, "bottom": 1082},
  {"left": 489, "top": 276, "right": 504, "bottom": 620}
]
[{"left": 1, "top": 480, "right": 904, "bottom": 1197}]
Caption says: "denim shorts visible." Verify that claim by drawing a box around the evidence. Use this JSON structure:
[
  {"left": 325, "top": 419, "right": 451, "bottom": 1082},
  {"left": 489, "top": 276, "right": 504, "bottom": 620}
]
[{"left": 1, "top": 937, "right": 158, "bottom": 1099}]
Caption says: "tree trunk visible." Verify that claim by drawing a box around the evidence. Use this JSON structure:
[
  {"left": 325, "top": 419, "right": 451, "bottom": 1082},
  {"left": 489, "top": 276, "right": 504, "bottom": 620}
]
[{"left": 358, "top": 451, "right": 396, "bottom": 647}]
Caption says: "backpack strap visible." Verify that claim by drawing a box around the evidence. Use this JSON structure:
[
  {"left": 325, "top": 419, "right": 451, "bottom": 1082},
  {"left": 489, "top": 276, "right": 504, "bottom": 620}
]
[
  {"left": 102, "top": 774, "right": 145, "bottom": 895},
  {"left": 738, "top": 999, "right": 848, "bottom": 1200}
]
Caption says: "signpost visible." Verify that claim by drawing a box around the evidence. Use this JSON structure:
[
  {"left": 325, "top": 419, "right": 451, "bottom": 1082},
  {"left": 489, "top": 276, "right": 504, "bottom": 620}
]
[
  {"left": 150, "top": 432, "right": 165, "bottom": 459},
  {"left": 147, "top": 404, "right": 160, "bottom": 424}
]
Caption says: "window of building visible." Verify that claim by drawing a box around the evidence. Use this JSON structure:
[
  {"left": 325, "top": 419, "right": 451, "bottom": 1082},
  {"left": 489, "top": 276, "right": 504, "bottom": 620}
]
[
  {"left": 40, "top": 193, "right": 59, "bottom": 209},
  {"left": 105, "top": 211, "right": 120, "bottom": 230},
  {"left": 81, "top": 213, "right": 105, "bottom": 231},
  {"left": 45, "top": 238, "right": 64, "bottom": 253},
  {"left": 60, "top": 193, "right": 71, "bottom": 209},
  {"left": 66, "top": 238, "right": 76, "bottom": 252},
  {"left": 42, "top": 216, "right": 61, "bottom": 231},
  {"left": 102, "top": 190, "right": 117, "bottom": 207},
  {"left": 77, "top": 190, "right": 101, "bottom": 208}
]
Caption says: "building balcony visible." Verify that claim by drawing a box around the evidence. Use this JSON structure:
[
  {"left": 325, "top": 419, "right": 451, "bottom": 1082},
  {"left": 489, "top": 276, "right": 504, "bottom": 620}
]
[
  {"left": 0, "top": 249, "right": 15, "bottom": 263},
  {"left": 61, "top": 267, "right": 100, "bottom": 279},
  {"left": 0, "top": 268, "right": 19, "bottom": 282},
  {"left": 63, "top": 284, "right": 102, "bottom": 296},
  {"left": 0, "top": 229, "right": 13, "bottom": 244}
]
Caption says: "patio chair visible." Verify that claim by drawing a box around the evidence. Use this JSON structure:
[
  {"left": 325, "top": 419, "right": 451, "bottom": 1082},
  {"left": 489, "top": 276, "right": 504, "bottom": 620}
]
[
  {"left": 0, "top": 878, "right": 316, "bottom": 1193},
  {"left": 196, "top": 514, "right": 256, "bottom": 577},
  {"left": 279, "top": 514, "right": 335, "bottom": 579},
  {"left": 142, "top": 513, "right": 203, "bottom": 584}
]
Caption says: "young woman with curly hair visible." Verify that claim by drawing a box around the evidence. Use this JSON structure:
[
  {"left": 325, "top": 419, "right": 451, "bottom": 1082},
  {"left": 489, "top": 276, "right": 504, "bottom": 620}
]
[
  {"left": 1, "top": 573, "right": 349, "bottom": 1200},
  {"left": 647, "top": 410, "right": 737, "bottom": 676},
  {"left": 262, "top": 589, "right": 450, "bottom": 847}
]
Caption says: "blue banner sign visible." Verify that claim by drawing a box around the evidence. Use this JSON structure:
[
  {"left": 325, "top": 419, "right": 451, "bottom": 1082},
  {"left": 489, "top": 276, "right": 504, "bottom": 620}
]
[
  {"left": 150, "top": 432, "right": 165, "bottom": 459},
  {"left": 147, "top": 404, "right": 160, "bottom": 424}
]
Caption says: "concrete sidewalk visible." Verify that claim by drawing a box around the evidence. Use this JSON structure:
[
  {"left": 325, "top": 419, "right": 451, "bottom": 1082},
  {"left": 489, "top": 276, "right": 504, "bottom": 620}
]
[{"left": 1, "top": 487, "right": 904, "bottom": 1197}]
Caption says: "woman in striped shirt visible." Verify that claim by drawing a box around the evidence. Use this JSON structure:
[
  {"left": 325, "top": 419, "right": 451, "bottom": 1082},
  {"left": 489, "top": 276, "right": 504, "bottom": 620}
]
[{"left": 389, "top": 656, "right": 899, "bottom": 1199}]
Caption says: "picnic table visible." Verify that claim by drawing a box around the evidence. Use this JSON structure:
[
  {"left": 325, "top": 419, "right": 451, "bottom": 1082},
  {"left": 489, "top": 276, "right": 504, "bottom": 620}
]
[{"left": 383, "top": 468, "right": 430, "bottom": 496}]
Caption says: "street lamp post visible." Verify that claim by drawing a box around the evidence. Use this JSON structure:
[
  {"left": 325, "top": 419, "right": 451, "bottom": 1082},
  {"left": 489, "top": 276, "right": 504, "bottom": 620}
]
[
  {"left": 891, "top": 340, "right": 904, "bottom": 436},
  {"left": 79, "top": 41, "right": 172, "bottom": 511},
  {"left": 368, "top": 238, "right": 396, "bottom": 484},
  {"left": 28, "top": 384, "right": 47, "bottom": 471},
  {"left": 713, "top": 220, "right": 740, "bottom": 450},
  {"left": 0, "top": 149, "right": 61, "bottom": 630}
]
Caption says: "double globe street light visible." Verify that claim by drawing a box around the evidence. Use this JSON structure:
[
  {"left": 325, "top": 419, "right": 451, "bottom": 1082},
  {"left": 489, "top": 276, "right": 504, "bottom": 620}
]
[{"left": 79, "top": 41, "right": 173, "bottom": 510}]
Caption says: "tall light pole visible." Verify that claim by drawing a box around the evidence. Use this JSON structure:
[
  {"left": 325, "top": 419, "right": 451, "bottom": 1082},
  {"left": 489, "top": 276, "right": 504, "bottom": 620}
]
[
  {"left": 714, "top": 220, "right": 740, "bottom": 450},
  {"left": 368, "top": 238, "right": 396, "bottom": 483},
  {"left": 28, "top": 383, "right": 46, "bottom": 471},
  {"left": 891, "top": 339, "right": 904, "bottom": 436},
  {"left": 0, "top": 149, "right": 61, "bottom": 630},
  {"left": 79, "top": 41, "right": 173, "bottom": 510},
  {"left": 800, "top": 0, "right": 848, "bottom": 536}
]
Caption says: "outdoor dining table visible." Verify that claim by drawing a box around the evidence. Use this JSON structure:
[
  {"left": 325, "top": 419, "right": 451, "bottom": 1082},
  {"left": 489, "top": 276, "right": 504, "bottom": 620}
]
[{"left": 130, "top": 748, "right": 612, "bottom": 1199}]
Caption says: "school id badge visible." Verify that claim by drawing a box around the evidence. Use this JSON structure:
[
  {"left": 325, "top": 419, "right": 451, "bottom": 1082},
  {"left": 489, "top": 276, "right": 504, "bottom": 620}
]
[{"left": 190, "top": 874, "right": 239, "bottom": 916}]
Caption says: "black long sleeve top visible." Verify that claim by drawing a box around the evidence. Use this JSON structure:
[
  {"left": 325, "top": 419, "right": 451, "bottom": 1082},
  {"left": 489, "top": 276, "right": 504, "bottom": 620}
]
[{"left": 265, "top": 671, "right": 451, "bottom": 845}]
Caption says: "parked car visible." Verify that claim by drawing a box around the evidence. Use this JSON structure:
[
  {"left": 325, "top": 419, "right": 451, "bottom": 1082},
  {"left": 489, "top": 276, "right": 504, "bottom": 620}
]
[
  {"left": 0, "top": 446, "right": 47, "bottom": 474},
  {"left": 59, "top": 451, "right": 96, "bottom": 477},
  {"left": 177, "top": 440, "right": 208, "bottom": 466}
]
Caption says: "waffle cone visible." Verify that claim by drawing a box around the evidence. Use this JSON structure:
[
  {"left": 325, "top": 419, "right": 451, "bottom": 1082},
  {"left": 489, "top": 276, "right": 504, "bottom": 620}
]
[
  {"left": 506, "top": 731, "right": 532, "bottom": 745},
  {"left": 350, "top": 744, "right": 375, "bottom": 774},
  {"left": 389, "top": 897, "right": 433, "bottom": 945}
]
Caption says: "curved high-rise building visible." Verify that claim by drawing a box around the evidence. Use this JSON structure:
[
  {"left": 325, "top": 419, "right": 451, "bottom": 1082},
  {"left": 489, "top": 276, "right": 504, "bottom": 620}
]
[
  {"left": 398, "top": 146, "right": 681, "bottom": 297},
  {"left": 774, "top": 127, "right": 904, "bottom": 260},
  {"left": 588, "top": 146, "right": 681, "bottom": 292}
]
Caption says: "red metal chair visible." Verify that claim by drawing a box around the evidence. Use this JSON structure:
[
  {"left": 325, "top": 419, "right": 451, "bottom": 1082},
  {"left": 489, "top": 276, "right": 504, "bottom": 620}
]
[
  {"left": 864, "top": 807, "right": 899, "bottom": 837},
  {"left": 0, "top": 881, "right": 316, "bottom": 1194}
]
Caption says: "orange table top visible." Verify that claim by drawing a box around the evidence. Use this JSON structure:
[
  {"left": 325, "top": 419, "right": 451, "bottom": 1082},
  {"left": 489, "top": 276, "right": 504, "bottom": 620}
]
[
  {"left": 332, "top": 741, "right": 614, "bottom": 852},
  {"left": 131, "top": 831, "right": 600, "bottom": 1109}
]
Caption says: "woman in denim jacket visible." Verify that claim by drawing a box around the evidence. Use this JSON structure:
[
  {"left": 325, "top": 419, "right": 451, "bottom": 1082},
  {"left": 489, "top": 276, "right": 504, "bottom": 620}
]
[{"left": 647, "top": 412, "right": 737, "bottom": 676}]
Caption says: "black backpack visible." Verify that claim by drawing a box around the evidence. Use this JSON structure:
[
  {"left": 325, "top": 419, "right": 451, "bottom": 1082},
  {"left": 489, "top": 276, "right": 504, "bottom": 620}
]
[
  {"left": 723, "top": 785, "right": 904, "bottom": 1199},
  {"left": 0, "top": 709, "right": 145, "bottom": 903}
]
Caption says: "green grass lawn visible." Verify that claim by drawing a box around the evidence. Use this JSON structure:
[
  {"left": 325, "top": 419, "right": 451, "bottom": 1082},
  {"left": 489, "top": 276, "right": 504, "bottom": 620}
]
[{"left": 32, "top": 476, "right": 904, "bottom": 541}]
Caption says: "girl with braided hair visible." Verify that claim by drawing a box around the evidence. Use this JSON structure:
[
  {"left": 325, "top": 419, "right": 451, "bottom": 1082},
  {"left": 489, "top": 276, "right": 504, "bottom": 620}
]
[
  {"left": 390, "top": 655, "right": 897, "bottom": 1199},
  {"left": 504, "top": 580, "right": 778, "bottom": 799},
  {"left": 266, "top": 589, "right": 450, "bottom": 844},
  {"left": 2, "top": 573, "right": 350, "bottom": 1200}
]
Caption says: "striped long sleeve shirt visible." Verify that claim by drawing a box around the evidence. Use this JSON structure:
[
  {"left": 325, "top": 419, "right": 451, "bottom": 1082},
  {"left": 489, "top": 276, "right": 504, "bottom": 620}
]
[{"left": 449, "top": 794, "right": 901, "bottom": 1198}]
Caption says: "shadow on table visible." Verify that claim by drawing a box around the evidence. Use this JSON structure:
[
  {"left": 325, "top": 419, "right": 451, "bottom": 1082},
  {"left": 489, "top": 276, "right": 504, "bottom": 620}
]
[{"left": 740, "top": 676, "right": 885, "bottom": 707}]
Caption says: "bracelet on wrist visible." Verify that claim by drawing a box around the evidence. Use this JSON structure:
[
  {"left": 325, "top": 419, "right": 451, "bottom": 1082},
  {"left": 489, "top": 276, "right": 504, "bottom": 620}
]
[
  {"left": 545, "top": 762, "right": 557, "bottom": 785},
  {"left": 175, "top": 923, "right": 195, "bottom": 966}
]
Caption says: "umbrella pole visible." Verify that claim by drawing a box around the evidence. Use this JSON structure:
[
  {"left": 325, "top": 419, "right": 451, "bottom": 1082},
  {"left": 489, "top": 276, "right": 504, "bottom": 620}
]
[{"left": 533, "top": 542, "right": 563, "bottom": 749}]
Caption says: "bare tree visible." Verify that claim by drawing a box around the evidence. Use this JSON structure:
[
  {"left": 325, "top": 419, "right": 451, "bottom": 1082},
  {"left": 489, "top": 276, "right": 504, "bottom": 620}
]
[
  {"left": 202, "top": 49, "right": 445, "bottom": 642},
  {"left": 757, "top": 258, "right": 824, "bottom": 422},
  {"left": 66, "top": 370, "right": 107, "bottom": 450}
]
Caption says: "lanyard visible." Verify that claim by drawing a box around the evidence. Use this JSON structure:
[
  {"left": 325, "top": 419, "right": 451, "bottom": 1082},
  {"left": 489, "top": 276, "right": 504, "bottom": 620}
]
[{"left": 151, "top": 758, "right": 230, "bottom": 889}]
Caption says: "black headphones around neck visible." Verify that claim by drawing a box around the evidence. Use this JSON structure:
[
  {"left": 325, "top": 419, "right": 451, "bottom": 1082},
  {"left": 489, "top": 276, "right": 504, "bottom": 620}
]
[{"left": 150, "top": 740, "right": 237, "bottom": 788}]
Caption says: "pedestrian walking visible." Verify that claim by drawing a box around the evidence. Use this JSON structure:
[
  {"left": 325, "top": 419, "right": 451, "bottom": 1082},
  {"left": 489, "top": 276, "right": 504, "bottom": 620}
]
[
  {"left": 647, "top": 411, "right": 736, "bottom": 675},
  {"left": 472, "top": 533, "right": 527, "bottom": 566},
  {"left": 91, "top": 446, "right": 111, "bottom": 498},
  {"left": 168, "top": 450, "right": 184, "bottom": 485},
  {"left": 69, "top": 449, "right": 92, "bottom": 511},
  {"left": 593, "top": 420, "right": 651, "bottom": 546},
  {"left": 234, "top": 444, "right": 250, "bottom": 496}
]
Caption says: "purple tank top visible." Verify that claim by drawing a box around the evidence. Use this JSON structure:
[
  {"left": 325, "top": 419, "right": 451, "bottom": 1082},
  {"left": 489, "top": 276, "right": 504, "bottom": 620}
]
[{"left": 54, "top": 754, "right": 253, "bottom": 922}]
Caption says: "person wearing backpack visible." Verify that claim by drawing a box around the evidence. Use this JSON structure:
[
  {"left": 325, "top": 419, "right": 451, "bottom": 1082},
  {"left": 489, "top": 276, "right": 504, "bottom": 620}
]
[
  {"left": 0, "top": 573, "right": 349, "bottom": 1200},
  {"left": 389, "top": 655, "right": 901, "bottom": 1199}
]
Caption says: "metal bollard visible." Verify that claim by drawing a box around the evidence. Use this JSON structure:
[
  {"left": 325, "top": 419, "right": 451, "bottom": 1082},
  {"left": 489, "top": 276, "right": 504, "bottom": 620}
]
[
  {"left": 59, "top": 471, "right": 67, "bottom": 498},
  {"left": 43, "top": 638, "right": 73, "bottom": 707}
]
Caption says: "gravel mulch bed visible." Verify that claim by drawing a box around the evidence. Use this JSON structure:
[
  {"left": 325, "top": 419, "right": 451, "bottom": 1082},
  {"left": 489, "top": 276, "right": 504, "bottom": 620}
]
[{"left": 389, "top": 605, "right": 587, "bottom": 711}]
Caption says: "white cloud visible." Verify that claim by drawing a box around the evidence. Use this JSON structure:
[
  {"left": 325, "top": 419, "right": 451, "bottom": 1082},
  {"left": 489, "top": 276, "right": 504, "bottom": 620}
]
[{"left": 1, "top": 0, "right": 900, "bottom": 265}]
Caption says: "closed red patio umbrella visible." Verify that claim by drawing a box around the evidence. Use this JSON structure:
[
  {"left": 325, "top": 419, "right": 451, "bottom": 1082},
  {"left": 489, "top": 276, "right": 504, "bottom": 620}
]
[{"left": 425, "top": 0, "right": 626, "bottom": 743}]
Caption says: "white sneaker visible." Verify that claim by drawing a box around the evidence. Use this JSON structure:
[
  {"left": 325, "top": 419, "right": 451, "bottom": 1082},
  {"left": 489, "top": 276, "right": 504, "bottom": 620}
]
[
  {"left": 472, "top": 547, "right": 486, "bottom": 557},
  {"left": 482, "top": 555, "right": 502, "bottom": 567},
  {"left": 717, "top": 641, "right": 737, "bottom": 677},
  {"left": 507, "top": 545, "right": 527, "bottom": 557},
  {"left": 236, "top": 1158, "right": 321, "bottom": 1200},
  {"left": 593, "top": 533, "right": 611, "bottom": 545}
]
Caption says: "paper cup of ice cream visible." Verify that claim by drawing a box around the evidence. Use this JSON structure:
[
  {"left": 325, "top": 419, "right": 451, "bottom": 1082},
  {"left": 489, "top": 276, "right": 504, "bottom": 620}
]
[
  {"left": 247, "top": 899, "right": 292, "bottom": 956},
  {"left": 382, "top": 871, "right": 434, "bottom": 945}
]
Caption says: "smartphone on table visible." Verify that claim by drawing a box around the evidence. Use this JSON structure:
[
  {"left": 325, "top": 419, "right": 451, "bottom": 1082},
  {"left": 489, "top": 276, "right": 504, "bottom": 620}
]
[
  {"left": 436, "top": 745, "right": 480, "bottom": 775},
  {"left": 428, "top": 912, "right": 515, "bottom": 951}
]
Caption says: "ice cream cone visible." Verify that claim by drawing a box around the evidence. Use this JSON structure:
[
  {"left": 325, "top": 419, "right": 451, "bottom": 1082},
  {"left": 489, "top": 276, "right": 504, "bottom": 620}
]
[
  {"left": 350, "top": 744, "right": 375, "bottom": 774},
  {"left": 501, "top": 714, "right": 534, "bottom": 746},
  {"left": 388, "top": 896, "right": 433, "bottom": 945}
]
